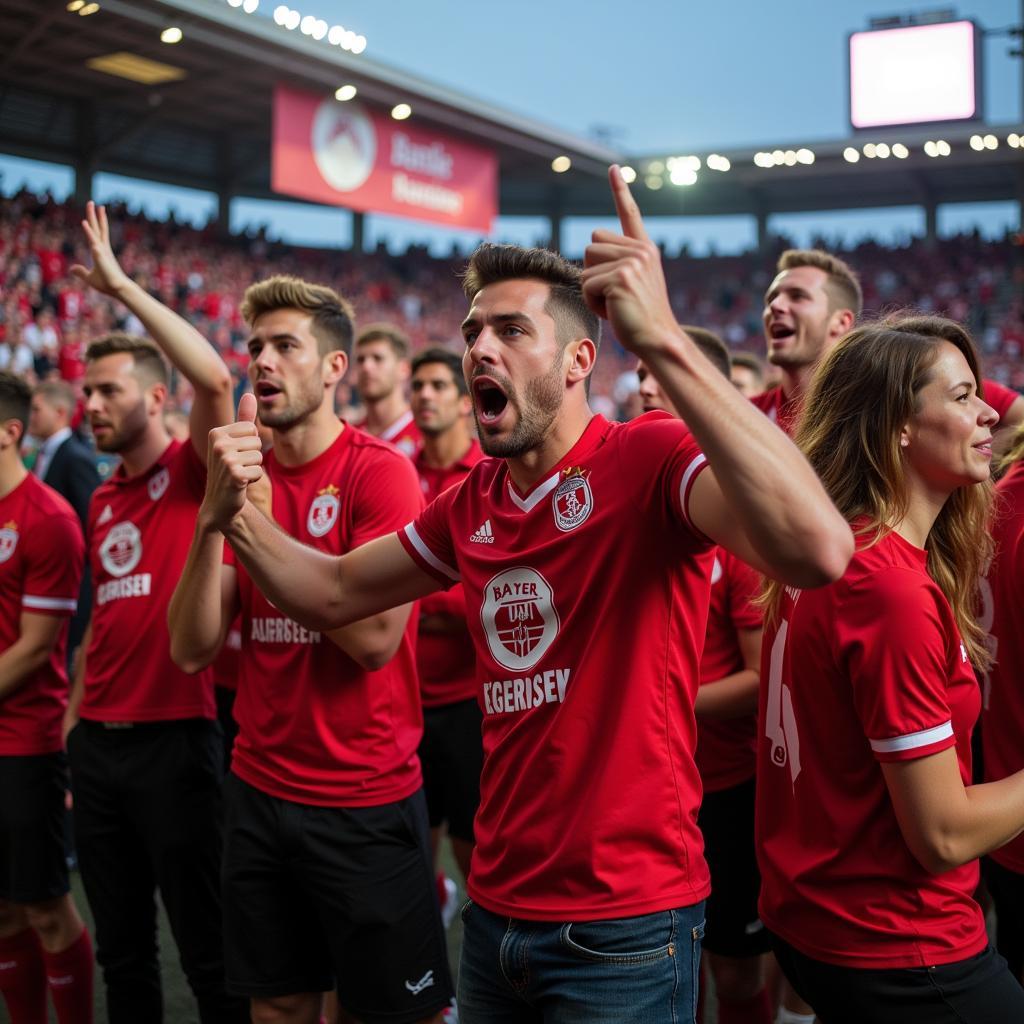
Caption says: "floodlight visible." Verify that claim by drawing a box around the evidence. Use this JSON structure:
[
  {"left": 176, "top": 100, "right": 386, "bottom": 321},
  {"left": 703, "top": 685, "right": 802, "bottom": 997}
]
[
  {"left": 936, "top": 140, "right": 951, "bottom": 156},
  {"left": 391, "top": 103, "right": 412, "bottom": 120},
  {"left": 796, "top": 149, "right": 814, "bottom": 164},
  {"left": 892, "top": 143, "right": 909, "bottom": 158},
  {"left": 669, "top": 166, "right": 698, "bottom": 186},
  {"left": 351, "top": 35, "right": 367, "bottom": 54},
  {"left": 285, "top": 9, "right": 300, "bottom": 28},
  {"left": 79, "top": 2, "right": 99, "bottom": 13},
  {"left": 619, "top": 166, "right": 637, "bottom": 183},
  {"left": 875, "top": 143, "right": 890, "bottom": 158},
  {"left": 335, "top": 85, "right": 357, "bottom": 101},
  {"left": 160, "top": 26, "right": 183, "bottom": 43},
  {"left": 551, "top": 156, "right": 571, "bottom": 173},
  {"left": 983, "top": 134, "right": 998, "bottom": 149},
  {"left": 843, "top": 147, "right": 860, "bottom": 162},
  {"left": 647, "top": 160, "right": 665, "bottom": 174},
  {"left": 66, "top": 1, "right": 85, "bottom": 10},
  {"left": 242, "top": 0, "right": 258, "bottom": 12},
  {"left": 273, "top": 5, "right": 289, "bottom": 24},
  {"left": 300, "top": 14, "right": 315, "bottom": 33},
  {"left": 645, "top": 176, "right": 663, "bottom": 190},
  {"left": 312, "top": 19, "right": 328, "bottom": 40}
]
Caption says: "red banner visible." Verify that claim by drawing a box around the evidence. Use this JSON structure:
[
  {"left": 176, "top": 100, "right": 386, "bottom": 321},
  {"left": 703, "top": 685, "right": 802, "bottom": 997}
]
[{"left": 272, "top": 85, "right": 497, "bottom": 232}]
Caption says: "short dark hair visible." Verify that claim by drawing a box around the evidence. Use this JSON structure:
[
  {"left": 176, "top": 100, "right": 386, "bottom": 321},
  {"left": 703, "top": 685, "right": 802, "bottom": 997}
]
[
  {"left": 0, "top": 372, "right": 31, "bottom": 433},
  {"left": 777, "top": 249, "right": 863, "bottom": 318},
  {"left": 411, "top": 347, "right": 467, "bottom": 396},
  {"left": 461, "top": 243, "right": 601, "bottom": 352},
  {"left": 681, "top": 325, "right": 731, "bottom": 379},
  {"left": 356, "top": 323, "right": 410, "bottom": 360},
  {"left": 242, "top": 276, "right": 356, "bottom": 357},
  {"left": 85, "top": 333, "right": 169, "bottom": 387}
]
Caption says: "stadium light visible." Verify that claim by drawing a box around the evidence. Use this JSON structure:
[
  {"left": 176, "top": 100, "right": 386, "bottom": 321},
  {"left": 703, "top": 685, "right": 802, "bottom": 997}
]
[
  {"left": 391, "top": 103, "right": 412, "bottom": 120},
  {"left": 66, "top": 0, "right": 84, "bottom": 10},
  {"left": 924, "top": 140, "right": 938, "bottom": 157},
  {"left": 753, "top": 152, "right": 772, "bottom": 167},
  {"left": 1010, "top": 133, "right": 1021, "bottom": 148},
  {"left": 300, "top": 14, "right": 315, "bottom": 33},
  {"left": 160, "top": 26, "right": 183, "bottom": 43},
  {"left": 863, "top": 143, "right": 877, "bottom": 158},
  {"left": 619, "top": 165, "right": 637, "bottom": 183},
  {"left": 783, "top": 150, "right": 797, "bottom": 166},
  {"left": 551, "top": 156, "right": 571, "bottom": 173},
  {"left": 273, "top": 4, "right": 288, "bottom": 23},
  {"left": 334, "top": 84, "right": 357, "bottom": 102},
  {"left": 707, "top": 154, "right": 731, "bottom": 171},
  {"left": 772, "top": 149, "right": 785, "bottom": 164},
  {"left": 892, "top": 143, "right": 909, "bottom": 158},
  {"left": 796, "top": 148, "right": 814, "bottom": 165},
  {"left": 228, "top": 0, "right": 243, "bottom": 6},
  {"left": 984, "top": 134, "right": 998, "bottom": 150},
  {"left": 645, "top": 176, "right": 663, "bottom": 190},
  {"left": 312, "top": 19, "right": 328, "bottom": 40},
  {"left": 328, "top": 25, "right": 344, "bottom": 44},
  {"left": 969, "top": 134, "right": 984, "bottom": 151},
  {"left": 875, "top": 143, "right": 891, "bottom": 159},
  {"left": 351, "top": 35, "right": 367, "bottom": 54},
  {"left": 669, "top": 166, "right": 698, "bottom": 186},
  {"left": 285, "top": 9, "right": 300, "bottom": 29},
  {"left": 79, "top": 2, "right": 99, "bottom": 13},
  {"left": 647, "top": 160, "right": 665, "bottom": 174},
  {"left": 242, "top": 0, "right": 259, "bottom": 12},
  {"left": 843, "top": 147, "right": 860, "bottom": 163}
]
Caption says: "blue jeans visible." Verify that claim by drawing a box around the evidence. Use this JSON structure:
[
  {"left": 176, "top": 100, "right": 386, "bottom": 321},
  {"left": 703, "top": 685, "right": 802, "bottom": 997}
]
[{"left": 457, "top": 899, "right": 706, "bottom": 1023}]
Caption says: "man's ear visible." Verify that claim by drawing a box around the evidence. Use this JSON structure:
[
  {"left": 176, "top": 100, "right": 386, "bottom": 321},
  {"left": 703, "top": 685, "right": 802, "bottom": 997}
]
[
  {"left": 324, "top": 349, "right": 348, "bottom": 386},
  {"left": 566, "top": 338, "right": 597, "bottom": 387}
]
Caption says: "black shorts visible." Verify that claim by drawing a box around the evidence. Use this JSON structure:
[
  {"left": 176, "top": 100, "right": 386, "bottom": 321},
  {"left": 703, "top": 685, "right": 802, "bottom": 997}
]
[
  {"left": 419, "top": 698, "right": 483, "bottom": 842},
  {"left": 772, "top": 935, "right": 1024, "bottom": 1023},
  {"left": 0, "top": 752, "right": 70, "bottom": 903},
  {"left": 983, "top": 857, "right": 1024, "bottom": 981},
  {"left": 696, "top": 775, "right": 769, "bottom": 957},
  {"left": 222, "top": 774, "right": 453, "bottom": 1022}
]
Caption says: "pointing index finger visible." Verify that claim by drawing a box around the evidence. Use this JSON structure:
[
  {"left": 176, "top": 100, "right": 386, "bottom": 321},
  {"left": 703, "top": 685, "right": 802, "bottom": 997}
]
[{"left": 609, "top": 164, "right": 650, "bottom": 242}]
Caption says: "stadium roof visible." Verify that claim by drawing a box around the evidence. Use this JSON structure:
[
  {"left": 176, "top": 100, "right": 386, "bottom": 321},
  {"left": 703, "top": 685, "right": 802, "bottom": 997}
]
[{"left": 2, "top": 0, "right": 1022, "bottom": 225}]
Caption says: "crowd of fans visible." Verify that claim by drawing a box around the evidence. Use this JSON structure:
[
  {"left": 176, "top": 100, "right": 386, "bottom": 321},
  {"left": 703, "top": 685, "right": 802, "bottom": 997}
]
[{"left": 1, "top": 187, "right": 1022, "bottom": 425}]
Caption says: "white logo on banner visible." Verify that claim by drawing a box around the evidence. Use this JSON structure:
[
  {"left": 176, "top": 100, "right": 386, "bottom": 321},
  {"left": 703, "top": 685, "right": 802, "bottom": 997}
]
[{"left": 312, "top": 100, "right": 377, "bottom": 192}]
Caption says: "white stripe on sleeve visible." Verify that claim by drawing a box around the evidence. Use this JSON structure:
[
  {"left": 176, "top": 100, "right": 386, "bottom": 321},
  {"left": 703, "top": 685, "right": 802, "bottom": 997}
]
[
  {"left": 677, "top": 453, "right": 709, "bottom": 531},
  {"left": 403, "top": 523, "right": 461, "bottom": 582},
  {"left": 869, "top": 721, "right": 953, "bottom": 754},
  {"left": 23, "top": 594, "right": 77, "bottom": 612}
]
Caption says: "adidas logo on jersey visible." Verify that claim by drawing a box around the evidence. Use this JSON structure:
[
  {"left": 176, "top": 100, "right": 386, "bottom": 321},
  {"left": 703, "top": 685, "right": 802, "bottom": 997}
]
[
  {"left": 97, "top": 504, "right": 113, "bottom": 525},
  {"left": 470, "top": 520, "right": 495, "bottom": 544}
]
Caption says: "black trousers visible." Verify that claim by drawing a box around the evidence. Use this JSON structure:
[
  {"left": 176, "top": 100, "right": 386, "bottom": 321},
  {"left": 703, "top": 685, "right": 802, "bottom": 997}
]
[{"left": 67, "top": 718, "right": 247, "bottom": 1024}]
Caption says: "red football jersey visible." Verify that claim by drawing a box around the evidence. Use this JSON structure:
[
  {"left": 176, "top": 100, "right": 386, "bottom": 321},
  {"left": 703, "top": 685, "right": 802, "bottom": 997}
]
[
  {"left": 398, "top": 412, "right": 715, "bottom": 921},
  {"left": 982, "top": 379, "right": 1018, "bottom": 423},
  {"left": 354, "top": 410, "right": 421, "bottom": 459},
  {"left": 756, "top": 529, "right": 986, "bottom": 969},
  {"left": 83, "top": 440, "right": 216, "bottom": 722},
  {"left": 0, "top": 475, "right": 83, "bottom": 755},
  {"left": 415, "top": 439, "right": 487, "bottom": 708},
  {"left": 750, "top": 386, "right": 799, "bottom": 437},
  {"left": 228, "top": 427, "right": 425, "bottom": 807},
  {"left": 981, "top": 459, "right": 1024, "bottom": 872},
  {"left": 695, "top": 549, "right": 762, "bottom": 792}
]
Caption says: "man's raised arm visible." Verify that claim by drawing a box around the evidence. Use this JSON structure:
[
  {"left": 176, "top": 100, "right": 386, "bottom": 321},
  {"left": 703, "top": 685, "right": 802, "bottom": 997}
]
[
  {"left": 581, "top": 166, "right": 852, "bottom": 588},
  {"left": 207, "top": 395, "right": 441, "bottom": 631},
  {"left": 71, "top": 201, "right": 233, "bottom": 456}
]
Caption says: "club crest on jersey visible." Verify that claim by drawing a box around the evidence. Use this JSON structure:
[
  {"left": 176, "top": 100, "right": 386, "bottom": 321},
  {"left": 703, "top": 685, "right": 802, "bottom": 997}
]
[
  {"left": 100, "top": 521, "right": 142, "bottom": 578},
  {"left": 308, "top": 484, "right": 340, "bottom": 538},
  {"left": 552, "top": 466, "right": 592, "bottom": 533},
  {"left": 147, "top": 467, "right": 170, "bottom": 502},
  {"left": 481, "top": 566, "right": 559, "bottom": 671},
  {"left": 0, "top": 520, "right": 18, "bottom": 564}
]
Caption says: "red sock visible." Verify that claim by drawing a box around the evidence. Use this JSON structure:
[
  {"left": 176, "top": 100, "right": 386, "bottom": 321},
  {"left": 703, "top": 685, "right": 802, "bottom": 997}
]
[
  {"left": 0, "top": 928, "right": 47, "bottom": 1024},
  {"left": 42, "top": 928, "right": 93, "bottom": 1024},
  {"left": 717, "top": 987, "right": 773, "bottom": 1024}
]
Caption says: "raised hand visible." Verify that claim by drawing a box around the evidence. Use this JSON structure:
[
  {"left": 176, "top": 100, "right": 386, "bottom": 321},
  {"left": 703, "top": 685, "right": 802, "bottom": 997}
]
[
  {"left": 201, "top": 393, "right": 265, "bottom": 532},
  {"left": 580, "top": 166, "right": 679, "bottom": 355},
  {"left": 69, "top": 201, "right": 132, "bottom": 297}
]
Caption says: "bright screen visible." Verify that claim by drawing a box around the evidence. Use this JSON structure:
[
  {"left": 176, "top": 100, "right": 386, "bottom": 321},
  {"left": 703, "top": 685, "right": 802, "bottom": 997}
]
[{"left": 850, "top": 20, "right": 978, "bottom": 129}]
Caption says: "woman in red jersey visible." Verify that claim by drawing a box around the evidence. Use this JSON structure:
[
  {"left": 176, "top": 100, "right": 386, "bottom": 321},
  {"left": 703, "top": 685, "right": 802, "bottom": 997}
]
[
  {"left": 756, "top": 314, "right": 1024, "bottom": 1023},
  {"left": 979, "top": 424, "right": 1024, "bottom": 984}
]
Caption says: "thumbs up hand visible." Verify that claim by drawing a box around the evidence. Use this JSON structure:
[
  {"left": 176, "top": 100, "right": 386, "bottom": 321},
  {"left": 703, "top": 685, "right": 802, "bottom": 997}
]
[{"left": 200, "top": 392, "right": 266, "bottom": 532}]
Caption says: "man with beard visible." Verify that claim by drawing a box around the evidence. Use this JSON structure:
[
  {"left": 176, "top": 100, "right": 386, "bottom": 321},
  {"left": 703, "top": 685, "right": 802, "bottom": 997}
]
[
  {"left": 408, "top": 347, "right": 485, "bottom": 918},
  {"left": 168, "top": 277, "right": 452, "bottom": 1024},
  {"left": 352, "top": 324, "right": 420, "bottom": 457},
  {"left": 755, "top": 250, "right": 1024, "bottom": 442},
  {"left": 61, "top": 203, "right": 243, "bottom": 1023},
  {"left": 189, "top": 168, "right": 852, "bottom": 1023}
]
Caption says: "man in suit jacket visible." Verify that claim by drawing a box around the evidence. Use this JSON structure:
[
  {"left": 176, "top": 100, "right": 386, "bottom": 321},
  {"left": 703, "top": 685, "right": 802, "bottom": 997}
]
[{"left": 29, "top": 380, "right": 100, "bottom": 661}]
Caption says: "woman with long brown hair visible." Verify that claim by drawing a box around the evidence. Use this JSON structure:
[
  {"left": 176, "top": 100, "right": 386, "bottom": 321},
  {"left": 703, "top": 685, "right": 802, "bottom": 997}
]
[{"left": 755, "top": 314, "right": 1024, "bottom": 1022}]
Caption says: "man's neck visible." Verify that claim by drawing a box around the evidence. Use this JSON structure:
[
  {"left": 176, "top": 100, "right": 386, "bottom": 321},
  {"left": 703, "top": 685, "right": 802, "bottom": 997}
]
[
  {"left": 271, "top": 405, "right": 344, "bottom": 467},
  {"left": 0, "top": 451, "right": 27, "bottom": 500},
  {"left": 777, "top": 364, "right": 816, "bottom": 404},
  {"left": 119, "top": 427, "right": 173, "bottom": 479},
  {"left": 363, "top": 394, "right": 409, "bottom": 435},
  {"left": 420, "top": 427, "right": 472, "bottom": 470},
  {"left": 507, "top": 403, "right": 594, "bottom": 493}
]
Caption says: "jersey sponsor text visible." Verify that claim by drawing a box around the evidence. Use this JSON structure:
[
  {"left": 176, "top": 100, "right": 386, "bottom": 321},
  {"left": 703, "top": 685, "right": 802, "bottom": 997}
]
[
  {"left": 483, "top": 668, "right": 571, "bottom": 715},
  {"left": 250, "top": 616, "right": 322, "bottom": 645},
  {"left": 96, "top": 572, "right": 152, "bottom": 606}
]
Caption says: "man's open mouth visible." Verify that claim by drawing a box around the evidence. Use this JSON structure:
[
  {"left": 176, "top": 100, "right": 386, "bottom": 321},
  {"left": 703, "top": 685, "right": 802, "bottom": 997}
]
[{"left": 473, "top": 378, "right": 509, "bottom": 424}]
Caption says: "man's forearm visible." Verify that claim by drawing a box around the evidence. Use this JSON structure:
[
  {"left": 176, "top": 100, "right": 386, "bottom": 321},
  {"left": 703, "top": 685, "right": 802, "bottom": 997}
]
[
  {"left": 112, "top": 278, "right": 231, "bottom": 396},
  {"left": 0, "top": 640, "right": 54, "bottom": 702},
  {"left": 644, "top": 328, "right": 850, "bottom": 583},
  {"left": 168, "top": 521, "right": 230, "bottom": 672}
]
